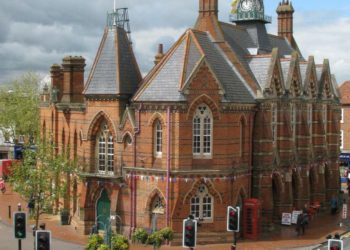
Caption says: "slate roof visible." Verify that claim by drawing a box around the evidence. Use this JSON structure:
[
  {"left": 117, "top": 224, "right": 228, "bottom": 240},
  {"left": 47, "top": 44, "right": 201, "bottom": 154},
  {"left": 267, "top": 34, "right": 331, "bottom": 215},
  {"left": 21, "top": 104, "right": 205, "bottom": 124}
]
[
  {"left": 133, "top": 29, "right": 255, "bottom": 103},
  {"left": 247, "top": 56, "right": 272, "bottom": 89},
  {"left": 84, "top": 26, "right": 141, "bottom": 96}
]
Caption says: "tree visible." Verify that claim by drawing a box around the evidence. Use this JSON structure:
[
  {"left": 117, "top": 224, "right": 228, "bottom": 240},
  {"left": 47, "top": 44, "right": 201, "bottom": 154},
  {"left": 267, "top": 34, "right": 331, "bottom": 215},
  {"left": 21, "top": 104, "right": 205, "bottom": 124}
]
[
  {"left": 8, "top": 141, "right": 78, "bottom": 228},
  {"left": 0, "top": 72, "right": 41, "bottom": 141}
]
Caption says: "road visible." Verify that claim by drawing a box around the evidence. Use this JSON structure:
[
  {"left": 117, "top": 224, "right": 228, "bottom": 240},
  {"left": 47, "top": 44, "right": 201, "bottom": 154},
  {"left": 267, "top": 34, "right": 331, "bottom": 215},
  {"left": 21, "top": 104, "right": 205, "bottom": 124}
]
[{"left": 0, "top": 222, "right": 83, "bottom": 250}]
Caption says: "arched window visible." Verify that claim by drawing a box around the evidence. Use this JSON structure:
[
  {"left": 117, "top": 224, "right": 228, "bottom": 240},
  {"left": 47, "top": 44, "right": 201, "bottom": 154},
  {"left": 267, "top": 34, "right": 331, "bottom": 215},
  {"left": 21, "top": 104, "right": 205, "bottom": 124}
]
[
  {"left": 307, "top": 104, "right": 313, "bottom": 144},
  {"left": 190, "top": 184, "right": 213, "bottom": 221},
  {"left": 154, "top": 120, "right": 162, "bottom": 157},
  {"left": 323, "top": 104, "right": 327, "bottom": 133},
  {"left": 240, "top": 119, "right": 245, "bottom": 158},
  {"left": 290, "top": 103, "right": 296, "bottom": 142},
  {"left": 97, "top": 123, "right": 114, "bottom": 175},
  {"left": 123, "top": 134, "right": 132, "bottom": 149},
  {"left": 193, "top": 104, "right": 213, "bottom": 157},
  {"left": 271, "top": 103, "right": 278, "bottom": 146}
]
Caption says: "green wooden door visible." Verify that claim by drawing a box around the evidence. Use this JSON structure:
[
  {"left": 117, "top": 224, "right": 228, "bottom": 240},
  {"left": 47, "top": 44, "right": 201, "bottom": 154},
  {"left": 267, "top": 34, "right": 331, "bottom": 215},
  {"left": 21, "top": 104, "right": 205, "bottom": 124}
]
[{"left": 97, "top": 190, "right": 111, "bottom": 231}]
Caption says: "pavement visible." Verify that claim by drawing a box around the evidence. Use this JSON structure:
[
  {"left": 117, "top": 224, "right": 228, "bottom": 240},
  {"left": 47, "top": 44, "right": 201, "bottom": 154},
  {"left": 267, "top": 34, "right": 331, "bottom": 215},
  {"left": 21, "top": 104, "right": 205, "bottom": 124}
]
[
  {"left": 0, "top": 222, "right": 82, "bottom": 250},
  {"left": 1, "top": 181, "right": 350, "bottom": 250}
]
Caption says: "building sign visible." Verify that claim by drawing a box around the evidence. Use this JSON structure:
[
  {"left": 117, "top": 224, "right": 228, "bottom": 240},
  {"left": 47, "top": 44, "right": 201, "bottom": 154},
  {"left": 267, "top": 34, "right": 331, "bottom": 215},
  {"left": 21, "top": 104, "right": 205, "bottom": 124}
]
[
  {"left": 281, "top": 213, "right": 292, "bottom": 225},
  {"left": 291, "top": 211, "right": 303, "bottom": 224},
  {"left": 343, "top": 204, "right": 348, "bottom": 220}
]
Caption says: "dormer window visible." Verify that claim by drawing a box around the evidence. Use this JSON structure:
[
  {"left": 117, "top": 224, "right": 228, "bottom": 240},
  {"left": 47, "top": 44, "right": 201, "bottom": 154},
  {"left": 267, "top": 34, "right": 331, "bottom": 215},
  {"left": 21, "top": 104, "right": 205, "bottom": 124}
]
[{"left": 193, "top": 104, "right": 213, "bottom": 158}]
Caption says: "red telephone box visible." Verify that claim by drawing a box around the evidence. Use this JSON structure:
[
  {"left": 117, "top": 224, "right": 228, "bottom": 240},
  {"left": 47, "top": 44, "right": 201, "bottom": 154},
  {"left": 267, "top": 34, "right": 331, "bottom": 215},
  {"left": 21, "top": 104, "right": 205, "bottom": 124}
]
[{"left": 243, "top": 198, "right": 261, "bottom": 240}]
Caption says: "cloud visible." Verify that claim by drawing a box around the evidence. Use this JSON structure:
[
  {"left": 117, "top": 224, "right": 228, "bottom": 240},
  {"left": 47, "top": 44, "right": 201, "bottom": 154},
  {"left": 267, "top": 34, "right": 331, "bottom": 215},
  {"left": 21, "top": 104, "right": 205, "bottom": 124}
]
[
  {"left": 294, "top": 12, "right": 350, "bottom": 83},
  {"left": 0, "top": 0, "right": 349, "bottom": 85}
]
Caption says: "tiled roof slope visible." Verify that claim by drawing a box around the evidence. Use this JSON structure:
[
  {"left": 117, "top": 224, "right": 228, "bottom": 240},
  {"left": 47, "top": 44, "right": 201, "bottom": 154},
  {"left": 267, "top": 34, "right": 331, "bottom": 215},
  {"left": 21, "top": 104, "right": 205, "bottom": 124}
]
[
  {"left": 133, "top": 29, "right": 255, "bottom": 103},
  {"left": 84, "top": 27, "right": 142, "bottom": 96}
]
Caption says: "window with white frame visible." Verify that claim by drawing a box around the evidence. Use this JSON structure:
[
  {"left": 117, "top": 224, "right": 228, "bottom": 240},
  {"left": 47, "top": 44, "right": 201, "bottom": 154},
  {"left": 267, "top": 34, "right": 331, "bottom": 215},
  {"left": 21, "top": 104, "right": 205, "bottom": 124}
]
[
  {"left": 290, "top": 104, "right": 296, "bottom": 142},
  {"left": 97, "top": 123, "right": 114, "bottom": 175},
  {"left": 341, "top": 130, "right": 344, "bottom": 150},
  {"left": 190, "top": 184, "right": 213, "bottom": 221},
  {"left": 193, "top": 105, "right": 213, "bottom": 157},
  {"left": 341, "top": 108, "right": 344, "bottom": 123},
  {"left": 154, "top": 120, "right": 162, "bottom": 157},
  {"left": 271, "top": 103, "right": 278, "bottom": 145}
]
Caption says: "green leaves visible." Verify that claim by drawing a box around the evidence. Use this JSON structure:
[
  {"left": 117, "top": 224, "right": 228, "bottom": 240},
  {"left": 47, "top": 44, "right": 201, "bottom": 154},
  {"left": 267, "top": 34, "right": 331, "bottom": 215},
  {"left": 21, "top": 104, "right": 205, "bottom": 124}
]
[
  {"left": 8, "top": 140, "right": 79, "bottom": 227},
  {"left": 0, "top": 72, "right": 40, "bottom": 141}
]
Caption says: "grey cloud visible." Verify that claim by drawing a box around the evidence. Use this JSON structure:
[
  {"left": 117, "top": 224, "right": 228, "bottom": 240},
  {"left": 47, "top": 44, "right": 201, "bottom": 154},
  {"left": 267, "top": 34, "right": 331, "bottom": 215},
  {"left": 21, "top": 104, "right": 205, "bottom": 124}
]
[{"left": 0, "top": 0, "right": 349, "bottom": 84}]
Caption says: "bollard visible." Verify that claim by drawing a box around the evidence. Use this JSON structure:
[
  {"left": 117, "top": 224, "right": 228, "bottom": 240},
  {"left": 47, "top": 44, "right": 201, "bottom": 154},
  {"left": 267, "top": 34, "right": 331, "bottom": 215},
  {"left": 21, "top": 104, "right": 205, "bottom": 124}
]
[{"left": 8, "top": 205, "right": 11, "bottom": 219}]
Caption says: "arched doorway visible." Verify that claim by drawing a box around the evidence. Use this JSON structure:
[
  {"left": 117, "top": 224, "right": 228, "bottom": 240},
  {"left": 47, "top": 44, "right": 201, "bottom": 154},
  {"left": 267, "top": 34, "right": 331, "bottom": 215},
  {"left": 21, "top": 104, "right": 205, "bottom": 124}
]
[{"left": 96, "top": 190, "right": 111, "bottom": 231}]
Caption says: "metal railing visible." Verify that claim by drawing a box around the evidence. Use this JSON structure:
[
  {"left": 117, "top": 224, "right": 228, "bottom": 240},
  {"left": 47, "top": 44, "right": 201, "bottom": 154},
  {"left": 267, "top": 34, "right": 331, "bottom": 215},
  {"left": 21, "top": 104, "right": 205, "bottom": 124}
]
[{"left": 230, "top": 13, "right": 272, "bottom": 23}]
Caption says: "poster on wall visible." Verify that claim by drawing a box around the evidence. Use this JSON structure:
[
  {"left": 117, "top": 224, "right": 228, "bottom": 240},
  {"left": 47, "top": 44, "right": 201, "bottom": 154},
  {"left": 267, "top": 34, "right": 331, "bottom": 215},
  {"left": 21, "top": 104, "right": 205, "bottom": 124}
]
[
  {"left": 281, "top": 213, "right": 292, "bottom": 225},
  {"left": 291, "top": 211, "right": 303, "bottom": 224}
]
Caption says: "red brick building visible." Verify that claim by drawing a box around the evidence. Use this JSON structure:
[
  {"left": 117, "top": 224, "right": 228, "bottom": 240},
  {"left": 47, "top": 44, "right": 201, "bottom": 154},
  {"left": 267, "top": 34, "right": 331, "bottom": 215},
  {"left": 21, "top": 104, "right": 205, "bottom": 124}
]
[
  {"left": 340, "top": 82, "right": 350, "bottom": 166},
  {"left": 40, "top": 0, "right": 341, "bottom": 242}
]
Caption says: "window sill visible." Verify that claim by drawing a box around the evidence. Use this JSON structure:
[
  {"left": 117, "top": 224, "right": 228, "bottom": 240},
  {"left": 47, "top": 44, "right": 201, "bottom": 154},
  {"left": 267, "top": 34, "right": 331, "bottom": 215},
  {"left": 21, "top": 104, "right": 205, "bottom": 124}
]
[
  {"left": 193, "top": 155, "right": 212, "bottom": 160},
  {"left": 154, "top": 153, "right": 163, "bottom": 159},
  {"left": 196, "top": 218, "right": 213, "bottom": 224}
]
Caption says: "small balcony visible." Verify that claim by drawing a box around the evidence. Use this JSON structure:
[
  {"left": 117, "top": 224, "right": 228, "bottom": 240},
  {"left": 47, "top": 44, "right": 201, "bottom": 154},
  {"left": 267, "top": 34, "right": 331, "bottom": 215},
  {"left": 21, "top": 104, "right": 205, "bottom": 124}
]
[{"left": 78, "top": 158, "right": 123, "bottom": 180}]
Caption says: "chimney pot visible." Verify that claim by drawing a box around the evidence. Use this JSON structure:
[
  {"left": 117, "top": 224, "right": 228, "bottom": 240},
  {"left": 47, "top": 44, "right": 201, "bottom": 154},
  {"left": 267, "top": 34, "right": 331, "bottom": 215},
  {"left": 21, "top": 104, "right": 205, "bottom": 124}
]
[{"left": 154, "top": 44, "right": 165, "bottom": 65}]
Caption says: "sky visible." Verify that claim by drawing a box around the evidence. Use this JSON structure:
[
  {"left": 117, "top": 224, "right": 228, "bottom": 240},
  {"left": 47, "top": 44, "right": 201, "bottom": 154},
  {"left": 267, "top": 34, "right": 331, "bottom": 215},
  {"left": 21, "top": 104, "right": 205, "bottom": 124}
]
[{"left": 1, "top": 0, "right": 350, "bottom": 85}]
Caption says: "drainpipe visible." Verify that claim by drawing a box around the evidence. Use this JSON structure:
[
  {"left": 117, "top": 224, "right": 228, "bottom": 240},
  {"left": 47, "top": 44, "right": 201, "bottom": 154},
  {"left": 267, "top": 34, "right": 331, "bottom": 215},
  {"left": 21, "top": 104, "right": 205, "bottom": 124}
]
[
  {"left": 166, "top": 106, "right": 171, "bottom": 227},
  {"left": 131, "top": 105, "right": 141, "bottom": 234},
  {"left": 249, "top": 111, "right": 256, "bottom": 198}
]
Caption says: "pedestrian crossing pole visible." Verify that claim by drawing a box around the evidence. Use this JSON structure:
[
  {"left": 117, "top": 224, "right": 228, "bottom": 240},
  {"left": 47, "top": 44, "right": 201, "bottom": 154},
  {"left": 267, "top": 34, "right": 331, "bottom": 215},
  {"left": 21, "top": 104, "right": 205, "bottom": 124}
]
[{"left": 18, "top": 203, "right": 22, "bottom": 250}]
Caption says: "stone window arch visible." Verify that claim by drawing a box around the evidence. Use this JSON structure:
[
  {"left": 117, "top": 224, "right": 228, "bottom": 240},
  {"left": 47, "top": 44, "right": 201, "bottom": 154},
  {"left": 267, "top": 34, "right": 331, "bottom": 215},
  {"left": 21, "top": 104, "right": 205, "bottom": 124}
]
[
  {"left": 96, "top": 122, "right": 114, "bottom": 175},
  {"left": 193, "top": 104, "right": 213, "bottom": 158}
]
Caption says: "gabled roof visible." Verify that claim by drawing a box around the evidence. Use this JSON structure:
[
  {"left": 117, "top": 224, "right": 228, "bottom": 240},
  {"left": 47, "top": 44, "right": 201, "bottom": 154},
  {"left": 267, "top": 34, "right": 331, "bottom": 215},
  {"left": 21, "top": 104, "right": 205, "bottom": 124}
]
[
  {"left": 84, "top": 26, "right": 142, "bottom": 96},
  {"left": 133, "top": 29, "right": 255, "bottom": 104}
]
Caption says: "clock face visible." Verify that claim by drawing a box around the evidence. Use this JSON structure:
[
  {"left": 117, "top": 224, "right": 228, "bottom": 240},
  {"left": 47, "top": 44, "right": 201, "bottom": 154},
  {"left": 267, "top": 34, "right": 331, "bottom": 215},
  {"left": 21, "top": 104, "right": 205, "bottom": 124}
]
[{"left": 241, "top": 0, "right": 253, "bottom": 11}]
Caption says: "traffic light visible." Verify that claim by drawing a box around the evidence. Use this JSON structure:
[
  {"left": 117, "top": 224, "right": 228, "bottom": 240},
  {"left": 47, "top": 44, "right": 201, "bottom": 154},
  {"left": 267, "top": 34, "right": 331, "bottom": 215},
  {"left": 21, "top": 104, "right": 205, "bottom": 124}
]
[
  {"left": 182, "top": 218, "right": 197, "bottom": 248},
  {"left": 35, "top": 230, "right": 51, "bottom": 250},
  {"left": 328, "top": 239, "right": 343, "bottom": 250},
  {"left": 14, "top": 212, "right": 26, "bottom": 239},
  {"left": 227, "top": 206, "right": 240, "bottom": 232}
]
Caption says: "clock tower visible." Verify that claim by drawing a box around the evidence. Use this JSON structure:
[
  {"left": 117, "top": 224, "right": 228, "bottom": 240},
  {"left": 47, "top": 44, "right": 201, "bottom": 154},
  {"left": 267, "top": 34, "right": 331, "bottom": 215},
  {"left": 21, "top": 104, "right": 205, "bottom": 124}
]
[
  {"left": 231, "top": 0, "right": 271, "bottom": 23},
  {"left": 230, "top": 0, "right": 272, "bottom": 53}
]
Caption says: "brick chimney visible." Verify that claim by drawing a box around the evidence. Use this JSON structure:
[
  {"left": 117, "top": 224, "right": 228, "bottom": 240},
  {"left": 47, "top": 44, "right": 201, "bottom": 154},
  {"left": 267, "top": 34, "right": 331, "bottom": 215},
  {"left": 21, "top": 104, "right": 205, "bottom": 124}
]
[
  {"left": 50, "top": 64, "right": 63, "bottom": 103},
  {"left": 154, "top": 44, "right": 164, "bottom": 65},
  {"left": 276, "top": 0, "right": 294, "bottom": 44},
  {"left": 61, "top": 56, "right": 86, "bottom": 103},
  {"left": 199, "top": 0, "right": 218, "bottom": 17},
  {"left": 194, "top": 0, "right": 224, "bottom": 42}
]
